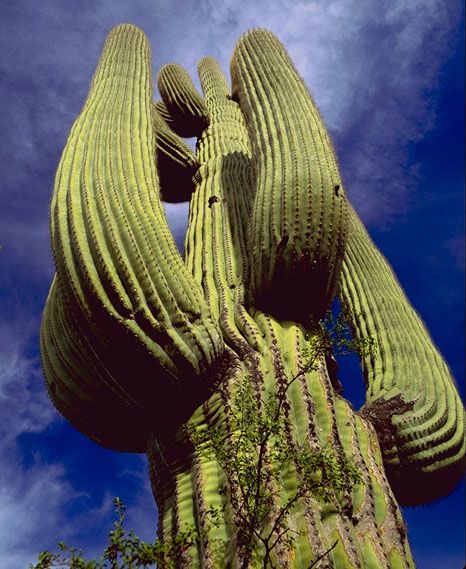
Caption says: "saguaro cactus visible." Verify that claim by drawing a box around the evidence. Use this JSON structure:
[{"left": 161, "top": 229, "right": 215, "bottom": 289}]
[{"left": 41, "top": 24, "right": 464, "bottom": 568}]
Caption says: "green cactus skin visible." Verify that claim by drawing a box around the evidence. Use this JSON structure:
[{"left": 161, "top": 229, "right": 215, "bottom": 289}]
[
  {"left": 231, "top": 29, "right": 348, "bottom": 324},
  {"left": 40, "top": 24, "right": 464, "bottom": 568},
  {"left": 41, "top": 276, "right": 150, "bottom": 451},
  {"left": 152, "top": 103, "right": 200, "bottom": 203},
  {"left": 157, "top": 63, "right": 209, "bottom": 137},
  {"left": 339, "top": 205, "right": 465, "bottom": 506},
  {"left": 42, "top": 24, "right": 224, "bottom": 446}
]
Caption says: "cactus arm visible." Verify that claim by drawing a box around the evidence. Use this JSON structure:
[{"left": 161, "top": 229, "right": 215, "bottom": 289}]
[
  {"left": 231, "top": 29, "right": 348, "bottom": 322},
  {"left": 51, "top": 23, "right": 222, "bottom": 371},
  {"left": 151, "top": 104, "right": 200, "bottom": 203},
  {"left": 41, "top": 277, "right": 149, "bottom": 451},
  {"left": 44, "top": 24, "right": 225, "bottom": 445},
  {"left": 339, "top": 204, "right": 465, "bottom": 505},
  {"left": 154, "top": 100, "right": 177, "bottom": 132},
  {"left": 157, "top": 63, "right": 208, "bottom": 137}
]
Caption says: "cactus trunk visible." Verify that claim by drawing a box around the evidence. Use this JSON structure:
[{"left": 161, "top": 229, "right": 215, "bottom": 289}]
[
  {"left": 41, "top": 24, "right": 464, "bottom": 568},
  {"left": 147, "top": 320, "right": 415, "bottom": 568}
]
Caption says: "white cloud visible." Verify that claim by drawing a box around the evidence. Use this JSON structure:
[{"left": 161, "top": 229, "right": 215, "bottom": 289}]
[
  {"left": 0, "top": 313, "right": 157, "bottom": 568},
  {"left": 0, "top": 459, "right": 78, "bottom": 568},
  {"left": 0, "top": 319, "right": 74, "bottom": 567},
  {"left": 0, "top": 318, "right": 53, "bottom": 438},
  {"left": 183, "top": 0, "right": 461, "bottom": 222}
]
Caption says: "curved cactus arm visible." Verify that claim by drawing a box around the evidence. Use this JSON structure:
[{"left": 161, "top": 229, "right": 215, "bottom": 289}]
[
  {"left": 153, "top": 100, "right": 177, "bottom": 132},
  {"left": 231, "top": 29, "right": 348, "bottom": 323},
  {"left": 339, "top": 205, "right": 465, "bottom": 505},
  {"left": 47, "top": 23, "right": 224, "bottom": 436},
  {"left": 41, "top": 277, "right": 150, "bottom": 451},
  {"left": 157, "top": 63, "right": 208, "bottom": 137},
  {"left": 152, "top": 104, "right": 199, "bottom": 203}
]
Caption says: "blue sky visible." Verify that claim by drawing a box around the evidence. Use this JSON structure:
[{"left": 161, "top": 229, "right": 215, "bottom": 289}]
[{"left": 0, "top": 1, "right": 464, "bottom": 567}]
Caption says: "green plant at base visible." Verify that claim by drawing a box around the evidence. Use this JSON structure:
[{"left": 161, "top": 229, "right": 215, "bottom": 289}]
[
  {"left": 30, "top": 498, "right": 155, "bottom": 569},
  {"left": 40, "top": 23, "right": 464, "bottom": 568},
  {"left": 30, "top": 497, "right": 200, "bottom": 569}
]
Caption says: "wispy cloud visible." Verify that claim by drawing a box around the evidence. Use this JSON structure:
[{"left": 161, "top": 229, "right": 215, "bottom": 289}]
[
  {"left": 0, "top": 318, "right": 52, "bottom": 438},
  {"left": 0, "top": 458, "right": 77, "bottom": 567},
  {"left": 0, "top": 317, "right": 73, "bottom": 567},
  {"left": 184, "top": 0, "right": 462, "bottom": 222},
  {"left": 0, "top": 315, "right": 157, "bottom": 567}
]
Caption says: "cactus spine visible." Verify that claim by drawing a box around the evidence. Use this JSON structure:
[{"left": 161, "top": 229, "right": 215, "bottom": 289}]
[{"left": 41, "top": 24, "right": 464, "bottom": 568}]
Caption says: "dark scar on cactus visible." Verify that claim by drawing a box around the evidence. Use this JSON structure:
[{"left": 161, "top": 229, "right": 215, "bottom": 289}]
[{"left": 208, "top": 195, "right": 221, "bottom": 208}]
